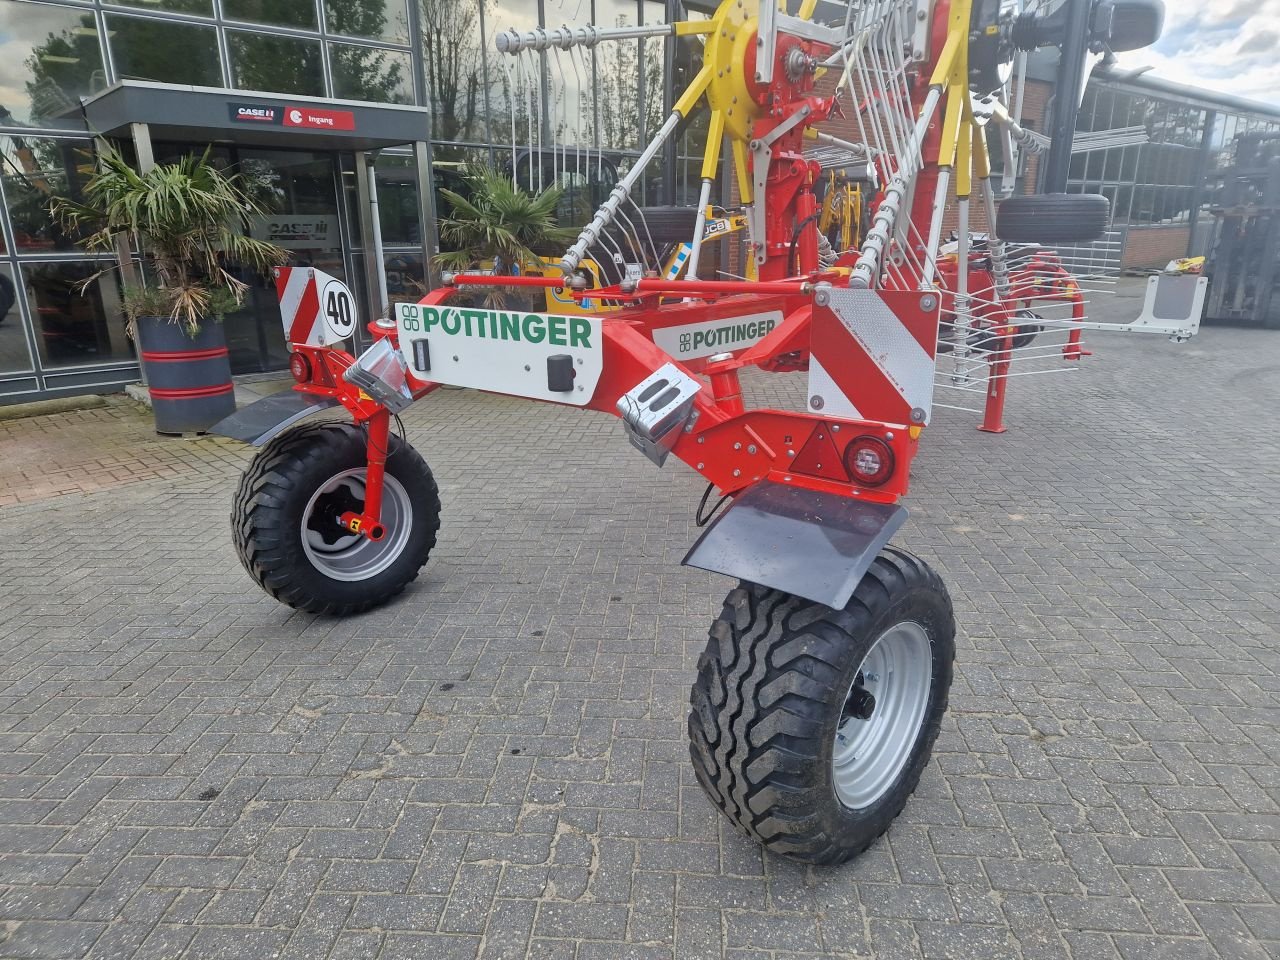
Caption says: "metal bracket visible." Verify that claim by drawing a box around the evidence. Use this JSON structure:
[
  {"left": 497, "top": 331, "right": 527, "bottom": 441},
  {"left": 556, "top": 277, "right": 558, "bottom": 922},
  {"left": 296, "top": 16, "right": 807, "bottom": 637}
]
[
  {"left": 774, "top": 13, "right": 846, "bottom": 48},
  {"left": 756, "top": 0, "right": 777, "bottom": 84},
  {"left": 616, "top": 362, "right": 701, "bottom": 466},
  {"left": 1053, "top": 274, "right": 1207, "bottom": 342},
  {"left": 748, "top": 104, "right": 814, "bottom": 265}
]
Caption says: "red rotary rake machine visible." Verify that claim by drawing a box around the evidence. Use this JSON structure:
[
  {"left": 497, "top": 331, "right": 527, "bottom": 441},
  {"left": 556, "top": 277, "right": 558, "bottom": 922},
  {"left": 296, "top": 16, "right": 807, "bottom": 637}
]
[{"left": 216, "top": 0, "right": 1179, "bottom": 864}]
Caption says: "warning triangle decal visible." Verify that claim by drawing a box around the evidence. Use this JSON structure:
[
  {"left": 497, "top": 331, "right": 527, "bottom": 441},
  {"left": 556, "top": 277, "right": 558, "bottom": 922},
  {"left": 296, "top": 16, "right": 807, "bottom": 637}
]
[{"left": 790, "top": 422, "right": 850, "bottom": 481}]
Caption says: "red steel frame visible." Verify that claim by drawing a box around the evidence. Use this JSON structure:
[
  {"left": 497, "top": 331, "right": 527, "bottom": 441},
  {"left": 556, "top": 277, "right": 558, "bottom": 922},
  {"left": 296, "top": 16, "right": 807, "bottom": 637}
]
[{"left": 285, "top": 0, "right": 1063, "bottom": 540}]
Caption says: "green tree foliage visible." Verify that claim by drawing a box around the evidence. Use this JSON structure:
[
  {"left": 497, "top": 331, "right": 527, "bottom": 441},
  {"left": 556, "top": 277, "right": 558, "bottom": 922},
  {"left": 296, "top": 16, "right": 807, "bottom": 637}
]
[{"left": 434, "top": 163, "right": 577, "bottom": 277}]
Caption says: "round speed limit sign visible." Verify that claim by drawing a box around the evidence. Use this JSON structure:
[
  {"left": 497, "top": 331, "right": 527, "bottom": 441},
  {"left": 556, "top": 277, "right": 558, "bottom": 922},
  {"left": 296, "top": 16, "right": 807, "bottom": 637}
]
[{"left": 320, "top": 277, "right": 357, "bottom": 342}]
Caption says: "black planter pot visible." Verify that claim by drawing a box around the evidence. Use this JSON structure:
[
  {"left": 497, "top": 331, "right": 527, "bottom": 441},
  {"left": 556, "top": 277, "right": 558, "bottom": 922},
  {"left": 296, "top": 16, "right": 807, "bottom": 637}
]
[{"left": 136, "top": 316, "right": 236, "bottom": 434}]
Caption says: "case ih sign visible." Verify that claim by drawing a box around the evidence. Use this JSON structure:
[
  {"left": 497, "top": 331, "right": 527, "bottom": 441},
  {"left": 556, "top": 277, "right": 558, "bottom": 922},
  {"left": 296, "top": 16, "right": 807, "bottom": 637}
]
[
  {"left": 229, "top": 103, "right": 278, "bottom": 124},
  {"left": 229, "top": 102, "right": 355, "bottom": 131}
]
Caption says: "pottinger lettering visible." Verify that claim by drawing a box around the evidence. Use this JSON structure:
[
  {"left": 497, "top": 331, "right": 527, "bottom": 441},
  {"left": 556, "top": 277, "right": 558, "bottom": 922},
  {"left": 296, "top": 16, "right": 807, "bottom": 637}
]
[
  {"left": 676, "top": 316, "right": 777, "bottom": 354},
  {"left": 402, "top": 306, "right": 593, "bottom": 349}
]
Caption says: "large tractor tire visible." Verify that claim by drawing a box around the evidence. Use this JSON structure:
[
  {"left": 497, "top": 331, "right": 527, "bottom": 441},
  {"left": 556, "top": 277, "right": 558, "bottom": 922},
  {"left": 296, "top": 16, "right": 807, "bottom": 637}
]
[
  {"left": 996, "top": 193, "right": 1110, "bottom": 244},
  {"left": 232, "top": 421, "right": 440, "bottom": 616},
  {"left": 688, "top": 548, "right": 954, "bottom": 865}
]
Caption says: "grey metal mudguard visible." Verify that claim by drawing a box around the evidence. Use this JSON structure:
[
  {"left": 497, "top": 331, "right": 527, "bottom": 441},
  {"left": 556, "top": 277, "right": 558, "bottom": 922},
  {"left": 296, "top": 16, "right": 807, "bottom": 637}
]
[
  {"left": 208, "top": 390, "right": 340, "bottom": 445},
  {"left": 682, "top": 480, "right": 907, "bottom": 609}
]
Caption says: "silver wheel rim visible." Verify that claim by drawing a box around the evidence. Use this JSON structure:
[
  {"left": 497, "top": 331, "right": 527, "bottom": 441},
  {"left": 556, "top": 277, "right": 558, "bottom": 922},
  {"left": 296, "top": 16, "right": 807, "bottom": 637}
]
[
  {"left": 300, "top": 468, "right": 413, "bottom": 582},
  {"left": 832, "top": 620, "right": 933, "bottom": 810}
]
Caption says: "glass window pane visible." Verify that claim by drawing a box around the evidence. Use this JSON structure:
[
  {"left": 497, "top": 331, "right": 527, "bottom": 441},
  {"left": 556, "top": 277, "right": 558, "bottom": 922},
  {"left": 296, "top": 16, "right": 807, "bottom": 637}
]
[
  {"left": 228, "top": 31, "right": 324, "bottom": 97},
  {"left": 224, "top": 0, "right": 317, "bottom": 29},
  {"left": 0, "top": 0, "right": 107, "bottom": 128},
  {"left": 107, "top": 15, "right": 221, "bottom": 86},
  {"left": 482, "top": 0, "right": 538, "bottom": 146},
  {"left": 593, "top": 0, "right": 642, "bottom": 150},
  {"left": 0, "top": 264, "right": 33, "bottom": 374},
  {"left": 385, "top": 250, "right": 426, "bottom": 306},
  {"left": 1, "top": 137, "right": 95, "bottom": 254},
  {"left": 375, "top": 154, "right": 421, "bottom": 245},
  {"left": 105, "top": 0, "right": 211, "bottom": 14},
  {"left": 421, "top": 0, "right": 486, "bottom": 143},
  {"left": 24, "top": 261, "right": 133, "bottom": 368},
  {"left": 329, "top": 43, "right": 413, "bottom": 104},
  {"left": 325, "top": 0, "right": 411, "bottom": 45}
]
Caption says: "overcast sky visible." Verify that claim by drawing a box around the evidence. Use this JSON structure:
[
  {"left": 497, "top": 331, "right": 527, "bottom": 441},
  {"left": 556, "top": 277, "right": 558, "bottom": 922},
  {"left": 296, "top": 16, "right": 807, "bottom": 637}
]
[{"left": 1111, "top": 2, "right": 1280, "bottom": 106}]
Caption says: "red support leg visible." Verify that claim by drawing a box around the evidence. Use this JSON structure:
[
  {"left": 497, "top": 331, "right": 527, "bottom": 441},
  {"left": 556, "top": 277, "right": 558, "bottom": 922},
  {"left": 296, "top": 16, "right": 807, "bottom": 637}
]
[
  {"left": 979, "top": 326, "right": 1012, "bottom": 434},
  {"left": 339, "top": 408, "right": 392, "bottom": 541},
  {"left": 1063, "top": 293, "right": 1091, "bottom": 360}
]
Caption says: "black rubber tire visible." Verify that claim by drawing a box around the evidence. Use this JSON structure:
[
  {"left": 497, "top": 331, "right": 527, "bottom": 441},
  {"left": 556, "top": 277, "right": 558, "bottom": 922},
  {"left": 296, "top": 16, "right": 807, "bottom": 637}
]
[
  {"left": 232, "top": 421, "right": 440, "bottom": 616},
  {"left": 1104, "top": 0, "right": 1164, "bottom": 53},
  {"left": 970, "top": 309, "right": 1044, "bottom": 352},
  {"left": 603, "top": 206, "right": 701, "bottom": 254},
  {"left": 597, "top": 206, "right": 703, "bottom": 284},
  {"left": 996, "top": 193, "right": 1110, "bottom": 244},
  {"left": 688, "top": 547, "right": 955, "bottom": 865}
]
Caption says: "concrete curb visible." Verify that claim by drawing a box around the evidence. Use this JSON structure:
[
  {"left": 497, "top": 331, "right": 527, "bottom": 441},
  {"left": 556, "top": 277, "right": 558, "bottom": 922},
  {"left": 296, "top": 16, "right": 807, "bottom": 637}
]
[{"left": 0, "top": 393, "right": 111, "bottom": 422}]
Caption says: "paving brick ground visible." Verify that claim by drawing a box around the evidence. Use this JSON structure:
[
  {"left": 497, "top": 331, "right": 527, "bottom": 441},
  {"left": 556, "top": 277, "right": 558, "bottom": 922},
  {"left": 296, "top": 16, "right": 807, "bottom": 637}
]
[{"left": 1, "top": 288, "right": 1278, "bottom": 959}]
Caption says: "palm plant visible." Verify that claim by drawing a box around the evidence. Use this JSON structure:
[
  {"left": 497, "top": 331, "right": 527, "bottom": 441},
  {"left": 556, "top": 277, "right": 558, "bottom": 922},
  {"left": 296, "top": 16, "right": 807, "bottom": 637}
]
[
  {"left": 434, "top": 164, "right": 578, "bottom": 280},
  {"left": 51, "top": 146, "right": 289, "bottom": 334}
]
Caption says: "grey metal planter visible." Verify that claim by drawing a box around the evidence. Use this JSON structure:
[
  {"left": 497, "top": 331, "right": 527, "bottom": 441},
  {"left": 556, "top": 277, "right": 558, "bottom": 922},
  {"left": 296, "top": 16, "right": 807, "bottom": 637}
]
[{"left": 136, "top": 316, "right": 236, "bottom": 434}]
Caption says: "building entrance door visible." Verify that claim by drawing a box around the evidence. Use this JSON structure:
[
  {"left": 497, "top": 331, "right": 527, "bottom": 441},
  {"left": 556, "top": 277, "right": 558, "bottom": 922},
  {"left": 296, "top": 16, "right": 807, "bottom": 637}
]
[
  {"left": 226, "top": 148, "right": 356, "bottom": 374},
  {"left": 150, "top": 142, "right": 360, "bottom": 375}
]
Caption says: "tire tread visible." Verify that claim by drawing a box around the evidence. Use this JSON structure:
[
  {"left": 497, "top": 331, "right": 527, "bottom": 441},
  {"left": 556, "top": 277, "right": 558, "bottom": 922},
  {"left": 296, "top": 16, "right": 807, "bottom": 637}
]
[
  {"left": 688, "top": 550, "right": 955, "bottom": 865},
  {"left": 231, "top": 422, "right": 440, "bottom": 616}
]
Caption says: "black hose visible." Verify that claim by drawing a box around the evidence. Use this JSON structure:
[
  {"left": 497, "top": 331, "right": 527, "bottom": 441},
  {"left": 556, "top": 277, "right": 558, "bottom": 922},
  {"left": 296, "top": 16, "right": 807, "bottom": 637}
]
[{"left": 789, "top": 210, "right": 823, "bottom": 275}]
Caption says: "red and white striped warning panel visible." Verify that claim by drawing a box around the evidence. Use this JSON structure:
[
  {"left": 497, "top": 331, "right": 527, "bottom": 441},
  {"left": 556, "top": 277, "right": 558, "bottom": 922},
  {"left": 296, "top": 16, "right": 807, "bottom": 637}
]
[
  {"left": 274, "top": 266, "right": 359, "bottom": 347},
  {"left": 808, "top": 288, "right": 940, "bottom": 426}
]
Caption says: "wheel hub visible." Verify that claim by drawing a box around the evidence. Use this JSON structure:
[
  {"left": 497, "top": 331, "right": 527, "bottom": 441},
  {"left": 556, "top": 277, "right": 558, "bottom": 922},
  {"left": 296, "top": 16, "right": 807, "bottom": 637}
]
[
  {"left": 300, "top": 469, "right": 414, "bottom": 582},
  {"left": 832, "top": 620, "right": 932, "bottom": 810},
  {"left": 845, "top": 682, "right": 877, "bottom": 720},
  {"left": 307, "top": 484, "right": 365, "bottom": 546}
]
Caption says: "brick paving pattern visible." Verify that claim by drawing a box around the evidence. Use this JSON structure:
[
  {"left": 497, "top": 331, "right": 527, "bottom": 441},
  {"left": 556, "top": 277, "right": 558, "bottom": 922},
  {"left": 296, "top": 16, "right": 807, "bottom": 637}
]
[{"left": 1, "top": 301, "right": 1278, "bottom": 958}]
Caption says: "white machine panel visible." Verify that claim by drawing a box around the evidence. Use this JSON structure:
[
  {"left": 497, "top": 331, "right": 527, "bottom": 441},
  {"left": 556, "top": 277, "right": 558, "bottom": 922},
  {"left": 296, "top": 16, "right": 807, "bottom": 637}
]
[{"left": 396, "top": 302, "right": 604, "bottom": 406}]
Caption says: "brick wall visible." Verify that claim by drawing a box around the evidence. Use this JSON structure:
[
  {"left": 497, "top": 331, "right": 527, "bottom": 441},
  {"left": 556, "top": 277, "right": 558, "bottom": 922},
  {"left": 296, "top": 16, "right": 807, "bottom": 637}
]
[{"left": 1119, "top": 225, "right": 1191, "bottom": 269}]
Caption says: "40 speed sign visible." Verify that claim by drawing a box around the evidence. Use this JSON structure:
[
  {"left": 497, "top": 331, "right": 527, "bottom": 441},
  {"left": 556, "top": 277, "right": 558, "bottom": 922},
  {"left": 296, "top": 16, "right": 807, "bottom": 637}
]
[{"left": 396, "top": 301, "right": 604, "bottom": 405}]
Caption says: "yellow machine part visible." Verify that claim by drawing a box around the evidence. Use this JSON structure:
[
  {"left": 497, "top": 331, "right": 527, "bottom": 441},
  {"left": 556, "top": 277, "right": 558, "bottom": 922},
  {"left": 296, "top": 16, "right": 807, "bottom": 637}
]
[
  {"left": 703, "top": 1, "right": 761, "bottom": 146},
  {"left": 537, "top": 212, "right": 750, "bottom": 312}
]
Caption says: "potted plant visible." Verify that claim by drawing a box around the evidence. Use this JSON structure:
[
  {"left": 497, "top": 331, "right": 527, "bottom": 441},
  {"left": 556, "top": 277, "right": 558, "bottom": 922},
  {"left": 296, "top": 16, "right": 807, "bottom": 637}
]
[
  {"left": 434, "top": 163, "right": 578, "bottom": 307},
  {"left": 52, "top": 147, "right": 289, "bottom": 434}
]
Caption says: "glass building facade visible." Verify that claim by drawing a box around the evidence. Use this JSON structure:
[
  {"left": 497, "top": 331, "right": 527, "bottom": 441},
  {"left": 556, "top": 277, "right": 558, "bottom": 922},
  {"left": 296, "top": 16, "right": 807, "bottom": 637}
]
[
  {"left": 2, "top": 1, "right": 1278, "bottom": 403},
  {"left": 1066, "top": 76, "right": 1280, "bottom": 266},
  {"left": 0, "top": 0, "right": 708, "bottom": 403}
]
